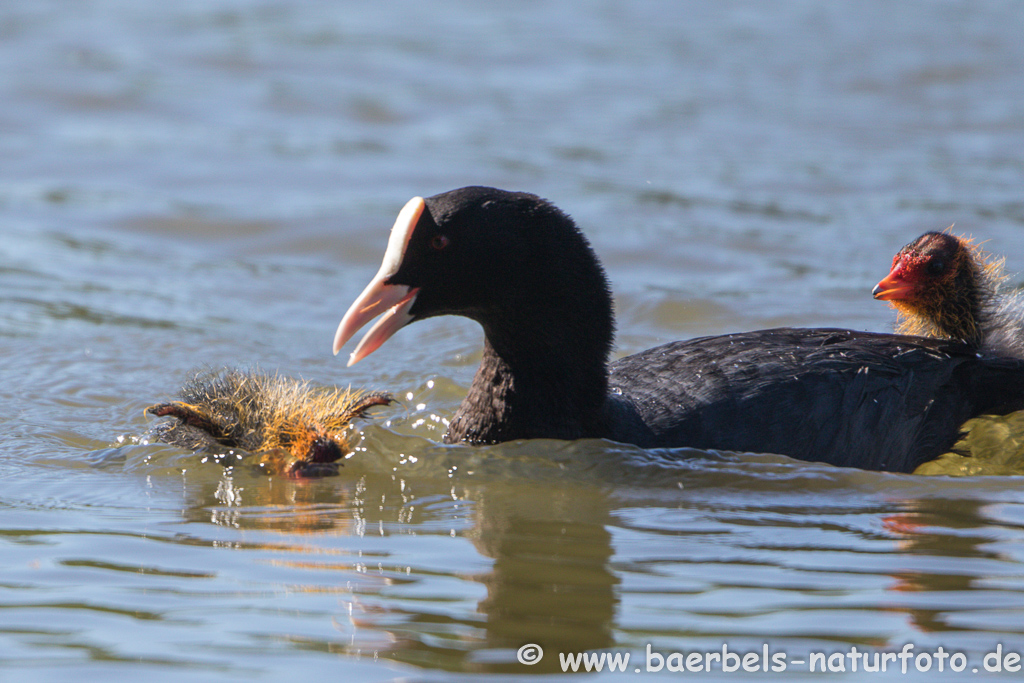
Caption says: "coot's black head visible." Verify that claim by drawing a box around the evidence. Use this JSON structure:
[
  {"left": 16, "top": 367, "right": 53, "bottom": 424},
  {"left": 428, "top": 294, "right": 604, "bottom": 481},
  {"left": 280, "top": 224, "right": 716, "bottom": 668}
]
[{"left": 334, "top": 186, "right": 614, "bottom": 368}]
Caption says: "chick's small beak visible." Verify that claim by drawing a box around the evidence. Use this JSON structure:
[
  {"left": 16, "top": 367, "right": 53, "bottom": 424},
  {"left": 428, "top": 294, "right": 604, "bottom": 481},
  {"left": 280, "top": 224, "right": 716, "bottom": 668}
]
[{"left": 872, "top": 272, "right": 914, "bottom": 301}]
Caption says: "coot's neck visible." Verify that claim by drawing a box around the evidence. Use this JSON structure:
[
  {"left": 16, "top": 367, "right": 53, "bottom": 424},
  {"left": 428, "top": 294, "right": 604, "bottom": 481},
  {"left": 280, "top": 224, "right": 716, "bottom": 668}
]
[
  {"left": 443, "top": 291, "right": 614, "bottom": 445},
  {"left": 926, "top": 263, "right": 986, "bottom": 347}
]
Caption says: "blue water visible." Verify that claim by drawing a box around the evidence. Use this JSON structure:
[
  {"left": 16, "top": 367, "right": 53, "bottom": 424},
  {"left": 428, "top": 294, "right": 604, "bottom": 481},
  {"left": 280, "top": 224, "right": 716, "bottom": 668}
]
[{"left": 3, "top": 1, "right": 1024, "bottom": 680}]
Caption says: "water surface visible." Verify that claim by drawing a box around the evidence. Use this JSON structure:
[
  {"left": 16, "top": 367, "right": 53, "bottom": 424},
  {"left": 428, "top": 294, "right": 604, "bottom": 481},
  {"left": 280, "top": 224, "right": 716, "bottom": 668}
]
[{"left": 4, "top": 1, "right": 1024, "bottom": 680}]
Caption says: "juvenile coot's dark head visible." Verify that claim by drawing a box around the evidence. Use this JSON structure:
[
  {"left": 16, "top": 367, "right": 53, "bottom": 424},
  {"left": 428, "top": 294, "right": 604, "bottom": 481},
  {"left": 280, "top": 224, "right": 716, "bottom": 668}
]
[{"left": 873, "top": 231, "right": 989, "bottom": 345}]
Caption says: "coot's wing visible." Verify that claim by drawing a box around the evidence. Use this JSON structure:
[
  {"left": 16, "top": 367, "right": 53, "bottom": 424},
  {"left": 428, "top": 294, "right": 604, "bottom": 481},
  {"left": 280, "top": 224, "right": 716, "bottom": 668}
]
[{"left": 608, "top": 328, "right": 1024, "bottom": 472}]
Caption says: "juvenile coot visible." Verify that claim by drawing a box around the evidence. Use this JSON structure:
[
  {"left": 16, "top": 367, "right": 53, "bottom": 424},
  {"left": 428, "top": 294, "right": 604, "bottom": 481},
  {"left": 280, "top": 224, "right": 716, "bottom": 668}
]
[
  {"left": 149, "top": 369, "right": 390, "bottom": 478},
  {"left": 873, "top": 231, "right": 1024, "bottom": 357},
  {"left": 334, "top": 187, "right": 1024, "bottom": 472}
]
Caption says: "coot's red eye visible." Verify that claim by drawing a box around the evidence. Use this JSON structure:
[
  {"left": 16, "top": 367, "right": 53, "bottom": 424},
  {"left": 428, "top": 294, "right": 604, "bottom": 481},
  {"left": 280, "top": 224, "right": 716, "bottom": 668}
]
[{"left": 431, "top": 234, "right": 450, "bottom": 251}]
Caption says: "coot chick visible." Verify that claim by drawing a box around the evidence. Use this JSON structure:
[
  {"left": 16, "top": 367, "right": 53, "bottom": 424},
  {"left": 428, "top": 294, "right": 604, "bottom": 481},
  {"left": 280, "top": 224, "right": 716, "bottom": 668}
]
[
  {"left": 873, "top": 231, "right": 1024, "bottom": 357},
  {"left": 333, "top": 187, "right": 1024, "bottom": 472},
  {"left": 148, "top": 369, "right": 390, "bottom": 478}
]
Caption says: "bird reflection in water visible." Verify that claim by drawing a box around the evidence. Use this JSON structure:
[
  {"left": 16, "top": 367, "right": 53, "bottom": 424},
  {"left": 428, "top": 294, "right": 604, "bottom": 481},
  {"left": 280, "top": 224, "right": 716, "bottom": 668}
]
[
  {"left": 176, "top": 442, "right": 619, "bottom": 674},
  {"left": 881, "top": 496, "right": 1008, "bottom": 635}
]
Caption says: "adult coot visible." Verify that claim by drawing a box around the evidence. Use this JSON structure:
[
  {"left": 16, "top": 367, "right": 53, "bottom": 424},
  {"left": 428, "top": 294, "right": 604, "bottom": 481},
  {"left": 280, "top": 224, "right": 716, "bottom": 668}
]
[
  {"left": 334, "top": 187, "right": 1024, "bottom": 472},
  {"left": 874, "top": 231, "right": 1024, "bottom": 358}
]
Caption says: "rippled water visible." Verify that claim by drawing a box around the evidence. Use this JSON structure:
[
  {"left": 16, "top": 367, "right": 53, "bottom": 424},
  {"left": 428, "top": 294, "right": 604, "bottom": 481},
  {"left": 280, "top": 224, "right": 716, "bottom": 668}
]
[{"left": 4, "top": 1, "right": 1024, "bottom": 681}]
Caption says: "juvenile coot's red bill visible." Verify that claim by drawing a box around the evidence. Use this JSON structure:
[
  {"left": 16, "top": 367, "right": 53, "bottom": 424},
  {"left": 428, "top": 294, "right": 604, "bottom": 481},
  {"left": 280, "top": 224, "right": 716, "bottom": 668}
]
[{"left": 335, "top": 187, "right": 1024, "bottom": 472}]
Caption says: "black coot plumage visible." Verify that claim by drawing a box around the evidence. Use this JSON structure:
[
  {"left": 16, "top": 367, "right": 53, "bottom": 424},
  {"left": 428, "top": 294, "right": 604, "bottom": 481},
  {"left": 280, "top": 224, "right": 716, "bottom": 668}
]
[{"left": 333, "top": 186, "right": 1024, "bottom": 472}]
